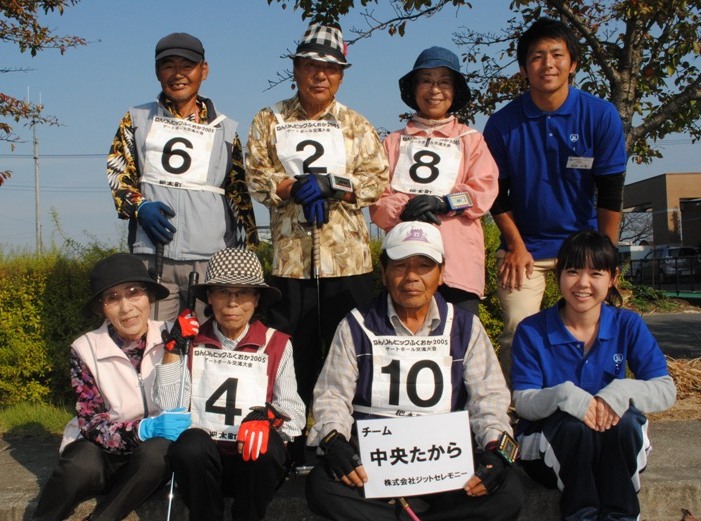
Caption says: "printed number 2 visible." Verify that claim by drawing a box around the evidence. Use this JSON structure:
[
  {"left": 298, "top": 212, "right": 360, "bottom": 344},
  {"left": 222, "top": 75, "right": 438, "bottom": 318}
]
[
  {"left": 381, "top": 359, "right": 444, "bottom": 407},
  {"left": 205, "top": 378, "right": 243, "bottom": 425},
  {"left": 162, "top": 137, "right": 193, "bottom": 174},
  {"left": 409, "top": 150, "right": 440, "bottom": 184},
  {"left": 296, "top": 139, "right": 326, "bottom": 174}
]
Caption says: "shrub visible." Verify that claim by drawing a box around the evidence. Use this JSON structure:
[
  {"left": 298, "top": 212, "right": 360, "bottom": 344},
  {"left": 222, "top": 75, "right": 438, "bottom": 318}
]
[{"left": 0, "top": 247, "right": 109, "bottom": 407}]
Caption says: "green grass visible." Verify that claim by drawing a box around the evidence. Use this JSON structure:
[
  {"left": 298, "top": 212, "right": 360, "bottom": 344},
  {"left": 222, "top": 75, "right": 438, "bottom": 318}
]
[{"left": 0, "top": 402, "right": 73, "bottom": 438}]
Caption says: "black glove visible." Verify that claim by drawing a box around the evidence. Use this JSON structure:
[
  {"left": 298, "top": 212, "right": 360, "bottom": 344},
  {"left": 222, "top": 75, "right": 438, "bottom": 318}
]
[
  {"left": 290, "top": 174, "right": 333, "bottom": 205},
  {"left": 400, "top": 195, "right": 449, "bottom": 225},
  {"left": 473, "top": 451, "right": 507, "bottom": 494},
  {"left": 161, "top": 309, "right": 199, "bottom": 355},
  {"left": 319, "top": 430, "right": 362, "bottom": 480}
]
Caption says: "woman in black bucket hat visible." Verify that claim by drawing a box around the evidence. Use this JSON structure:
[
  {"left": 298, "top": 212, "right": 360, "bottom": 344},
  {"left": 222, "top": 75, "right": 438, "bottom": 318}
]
[
  {"left": 33, "top": 252, "right": 193, "bottom": 521},
  {"left": 371, "top": 46, "right": 499, "bottom": 316},
  {"left": 154, "top": 248, "right": 305, "bottom": 521}
]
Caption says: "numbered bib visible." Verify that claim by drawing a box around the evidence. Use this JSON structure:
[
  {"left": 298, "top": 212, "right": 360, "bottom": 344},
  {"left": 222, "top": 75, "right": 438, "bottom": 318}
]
[
  {"left": 190, "top": 347, "right": 267, "bottom": 443},
  {"left": 351, "top": 309, "right": 454, "bottom": 417},
  {"left": 272, "top": 106, "right": 347, "bottom": 178},
  {"left": 392, "top": 135, "right": 462, "bottom": 195},
  {"left": 142, "top": 116, "right": 225, "bottom": 192}
]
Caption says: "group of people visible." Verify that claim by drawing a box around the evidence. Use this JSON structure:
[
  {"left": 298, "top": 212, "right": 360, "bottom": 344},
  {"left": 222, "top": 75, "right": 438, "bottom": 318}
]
[{"left": 33, "top": 15, "right": 675, "bottom": 521}]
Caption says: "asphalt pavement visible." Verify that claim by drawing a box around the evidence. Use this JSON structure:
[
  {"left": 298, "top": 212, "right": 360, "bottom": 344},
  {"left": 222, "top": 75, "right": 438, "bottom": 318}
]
[{"left": 642, "top": 310, "right": 701, "bottom": 358}]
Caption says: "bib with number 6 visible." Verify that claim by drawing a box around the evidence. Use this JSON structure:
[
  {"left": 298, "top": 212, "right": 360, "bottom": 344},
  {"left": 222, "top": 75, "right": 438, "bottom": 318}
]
[{"left": 142, "top": 115, "right": 226, "bottom": 190}]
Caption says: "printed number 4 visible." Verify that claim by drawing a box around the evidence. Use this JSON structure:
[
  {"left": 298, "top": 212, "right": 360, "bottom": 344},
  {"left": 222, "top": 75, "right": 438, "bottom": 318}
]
[{"left": 204, "top": 378, "right": 242, "bottom": 425}]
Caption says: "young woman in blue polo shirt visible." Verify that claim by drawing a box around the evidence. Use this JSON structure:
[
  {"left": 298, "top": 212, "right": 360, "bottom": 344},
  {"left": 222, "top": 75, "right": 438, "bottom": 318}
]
[{"left": 510, "top": 230, "right": 676, "bottom": 521}]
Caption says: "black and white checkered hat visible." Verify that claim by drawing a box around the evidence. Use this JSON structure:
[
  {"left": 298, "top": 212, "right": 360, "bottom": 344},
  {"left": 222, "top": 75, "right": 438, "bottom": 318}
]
[
  {"left": 289, "top": 23, "right": 351, "bottom": 68},
  {"left": 194, "top": 248, "right": 281, "bottom": 306}
]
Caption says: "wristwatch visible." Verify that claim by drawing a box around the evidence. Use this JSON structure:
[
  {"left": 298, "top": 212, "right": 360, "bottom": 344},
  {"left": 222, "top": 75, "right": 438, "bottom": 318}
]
[{"left": 487, "top": 431, "right": 519, "bottom": 465}]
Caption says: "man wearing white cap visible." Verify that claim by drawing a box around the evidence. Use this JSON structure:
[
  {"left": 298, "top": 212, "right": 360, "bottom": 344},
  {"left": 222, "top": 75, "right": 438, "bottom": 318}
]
[
  {"left": 306, "top": 221, "right": 523, "bottom": 520},
  {"left": 246, "top": 22, "right": 389, "bottom": 453}
]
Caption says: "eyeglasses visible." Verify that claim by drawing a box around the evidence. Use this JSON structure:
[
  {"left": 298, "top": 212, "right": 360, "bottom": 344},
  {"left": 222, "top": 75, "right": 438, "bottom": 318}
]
[
  {"left": 101, "top": 286, "right": 149, "bottom": 308},
  {"left": 208, "top": 287, "right": 258, "bottom": 301},
  {"left": 415, "top": 78, "right": 454, "bottom": 91}
]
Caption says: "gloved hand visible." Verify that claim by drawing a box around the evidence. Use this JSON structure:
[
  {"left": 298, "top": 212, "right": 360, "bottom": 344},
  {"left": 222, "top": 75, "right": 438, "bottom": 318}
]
[
  {"left": 400, "top": 195, "right": 449, "bottom": 225},
  {"left": 319, "top": 430, "right": 363, "bottom": 480},
  {"left": 291, "top": 174, "right": 333, "bottom": 205},
  {"left": 138, "top": 407, "right": 191, "bottom": 442},
  {"left": 162, "top": 309, "right": 199, "bottom": 355},
  {"left": 137, "top": 201, "right": 176, "bottom": 245},
  {"left": 473, "top": 451, "right": 507, "bottom": 494},
  {"left": 302, "top": 199, "right": 329, "bottom": 228},
  {"left": 237, "top": 403, "right": 290, "bottom": 461}
]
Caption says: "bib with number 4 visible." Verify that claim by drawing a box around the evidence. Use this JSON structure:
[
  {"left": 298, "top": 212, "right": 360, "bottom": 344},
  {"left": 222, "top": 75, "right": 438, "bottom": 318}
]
[
  {"left": 351, "top": 307, "right": 454, "bottom": 417},
  {"left": 190, "top": 345, "right": 268, "bottom": 443}
]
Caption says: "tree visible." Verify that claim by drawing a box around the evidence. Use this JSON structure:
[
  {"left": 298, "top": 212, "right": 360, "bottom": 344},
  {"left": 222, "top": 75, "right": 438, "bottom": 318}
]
[
  {"left": 620, "top": 211, "right": 653, "bottom": 244},
  {"left": 1, "top": 0, "right": 86, "bottom": 176},
  {"left": 267, "top": 0, "right": 701, "bottom": 164}
]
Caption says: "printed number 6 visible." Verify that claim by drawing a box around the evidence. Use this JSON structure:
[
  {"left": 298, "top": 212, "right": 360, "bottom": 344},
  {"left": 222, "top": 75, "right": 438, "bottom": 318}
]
[{"left": 162, "top": 137, "right": 193, "bottom": 174}]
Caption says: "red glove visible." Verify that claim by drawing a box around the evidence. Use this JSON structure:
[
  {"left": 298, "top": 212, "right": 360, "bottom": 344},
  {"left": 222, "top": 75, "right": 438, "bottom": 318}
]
[
  {"left": 162, "top": 309, "right": 199, "bottom": 354},
  {"left": 237, "top": 403, "right": 290, "bottom": 461}
]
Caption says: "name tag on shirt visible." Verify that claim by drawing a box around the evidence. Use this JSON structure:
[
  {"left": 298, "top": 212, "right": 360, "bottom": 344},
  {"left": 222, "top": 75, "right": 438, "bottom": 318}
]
[{"left": 566, "top": 156, "right": 594, "bottom": 169}]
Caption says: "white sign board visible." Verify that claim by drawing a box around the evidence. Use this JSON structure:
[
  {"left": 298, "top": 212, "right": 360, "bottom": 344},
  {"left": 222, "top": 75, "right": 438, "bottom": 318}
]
[{"left": 356, "top": 411, "right": 474, "bottom": 498}]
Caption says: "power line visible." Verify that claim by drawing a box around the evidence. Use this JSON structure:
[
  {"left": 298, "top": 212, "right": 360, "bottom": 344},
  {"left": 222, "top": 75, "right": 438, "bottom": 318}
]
[{"left": 2, "top": 185, "right": 108, "bottom": 193}]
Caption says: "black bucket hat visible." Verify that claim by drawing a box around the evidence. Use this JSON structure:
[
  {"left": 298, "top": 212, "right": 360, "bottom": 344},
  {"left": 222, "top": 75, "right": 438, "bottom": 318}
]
[
  {"left": 398, "top": 46, "right": 471, "bottom": 114},
  {"left": 85, "top": 253, "right": 169, "bottom": 315},
  {"left": 194, "top": 248, "right": 281, "bottom": 307}
]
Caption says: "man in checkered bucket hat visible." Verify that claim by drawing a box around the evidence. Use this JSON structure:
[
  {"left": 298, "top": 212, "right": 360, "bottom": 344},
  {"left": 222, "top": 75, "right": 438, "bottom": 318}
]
[{"left": 245, "top": 22, "right": 389, "bottom": 466}]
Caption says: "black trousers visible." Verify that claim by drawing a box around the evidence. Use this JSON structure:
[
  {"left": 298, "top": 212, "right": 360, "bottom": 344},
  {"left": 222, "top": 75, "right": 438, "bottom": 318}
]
[
  {"left": 168, "top": 427, "right": 290, "bottom": 521},
  {"left": 33, "top": 437, "right": 172, "bottom": 521},
  {"left": 267, "top": 273, "right": 375, "bottom": 407},
  {"left": 306, "top": 463, "right": 524, "bottom": 521},
  {"left": 519, "top": 408, "right": 648, "bottom": 521}
]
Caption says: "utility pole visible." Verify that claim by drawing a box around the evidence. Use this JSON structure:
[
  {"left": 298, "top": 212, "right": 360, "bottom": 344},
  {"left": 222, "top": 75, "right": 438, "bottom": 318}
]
[{"left": 28, "top": 88, "right": 43, "bottom": 254}]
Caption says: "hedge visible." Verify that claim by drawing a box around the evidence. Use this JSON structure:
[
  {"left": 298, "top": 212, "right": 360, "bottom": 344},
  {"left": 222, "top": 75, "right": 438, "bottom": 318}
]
[{"left": 0, "top": 218, "right": 560, "bottom": 408}]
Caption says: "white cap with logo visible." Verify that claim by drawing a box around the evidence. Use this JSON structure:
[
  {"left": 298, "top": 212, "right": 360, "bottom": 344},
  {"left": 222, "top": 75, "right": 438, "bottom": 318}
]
[{"left": 381, "top": 221, "right": 444, "bottom": 264}]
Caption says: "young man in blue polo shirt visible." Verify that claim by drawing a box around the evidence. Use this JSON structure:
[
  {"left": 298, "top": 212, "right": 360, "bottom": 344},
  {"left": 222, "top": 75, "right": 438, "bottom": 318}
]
[{"left": 483, "top": 18, "right": 627, "bottom": 384}]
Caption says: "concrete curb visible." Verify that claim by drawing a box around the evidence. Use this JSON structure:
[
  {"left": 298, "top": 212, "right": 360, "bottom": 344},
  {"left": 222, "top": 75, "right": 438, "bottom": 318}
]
[{"left": 2, "top": 420, "right": 700, "bottom": 521}]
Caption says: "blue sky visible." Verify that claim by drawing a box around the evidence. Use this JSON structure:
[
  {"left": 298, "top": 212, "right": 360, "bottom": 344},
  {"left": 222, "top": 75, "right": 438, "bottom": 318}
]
[{"left": 1, "top": 0, "right": 698, "bottom": 250}]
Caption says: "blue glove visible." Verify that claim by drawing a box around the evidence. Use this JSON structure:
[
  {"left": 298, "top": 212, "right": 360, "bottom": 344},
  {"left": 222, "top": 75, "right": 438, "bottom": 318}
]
[
  {"left": 291, "top": 174, "right": 332, "bottom": 205},
  {"left": 137, "top": 201, "right": 176, "bottom": 245},
  {"left": 302, "top": 199, "right": 328, "bottom": 228},
  {"left": 138, "top": 407, "right": 191, "bottom": 442}
]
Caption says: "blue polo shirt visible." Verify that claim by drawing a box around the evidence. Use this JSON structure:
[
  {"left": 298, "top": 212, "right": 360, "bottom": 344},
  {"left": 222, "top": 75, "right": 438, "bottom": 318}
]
[
  {"left": 484, "top": 87, "right": 627, "bottom": 260},
  {"left": 511, "top": 302, "right": 669, "bottom": 396}
]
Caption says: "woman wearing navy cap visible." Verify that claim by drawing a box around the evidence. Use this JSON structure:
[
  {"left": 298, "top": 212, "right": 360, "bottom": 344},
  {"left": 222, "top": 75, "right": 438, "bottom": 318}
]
[{"left": 371, "top": 46, "right": 498, "bottom": 316}]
